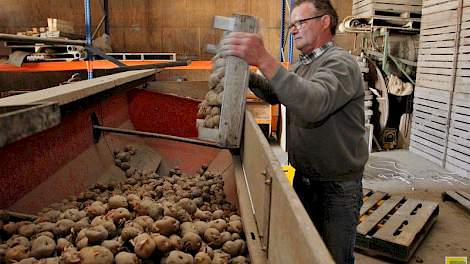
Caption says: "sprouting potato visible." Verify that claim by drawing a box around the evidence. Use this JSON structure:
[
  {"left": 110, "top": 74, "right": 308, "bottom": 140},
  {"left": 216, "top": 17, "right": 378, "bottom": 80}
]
[
  {"left": 79, "top": 246, "right": 113, "bottom": 264},
  {"left": 30, "top": 236, "right": 56, "bottom": 259},
  {"left": 115, "top": 252, "right": 139, "bottom": 264}
]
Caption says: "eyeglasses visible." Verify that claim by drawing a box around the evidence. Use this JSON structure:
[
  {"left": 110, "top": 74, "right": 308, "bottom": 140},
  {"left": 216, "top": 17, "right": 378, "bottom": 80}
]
[{"left": 288, "top": 14, "right": 325, "bottom": 32}]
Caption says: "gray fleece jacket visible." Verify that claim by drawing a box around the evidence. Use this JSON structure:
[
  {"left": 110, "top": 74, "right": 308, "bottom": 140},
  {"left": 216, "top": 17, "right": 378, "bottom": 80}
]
[{"left": 249, "top": 45, "right": 368, "bottom": 181}]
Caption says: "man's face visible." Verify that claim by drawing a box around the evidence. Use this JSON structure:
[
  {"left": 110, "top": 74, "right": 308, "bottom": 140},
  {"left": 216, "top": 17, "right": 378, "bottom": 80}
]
[{"left": 290, "top": 2, "right": 324, "bottom": 54}]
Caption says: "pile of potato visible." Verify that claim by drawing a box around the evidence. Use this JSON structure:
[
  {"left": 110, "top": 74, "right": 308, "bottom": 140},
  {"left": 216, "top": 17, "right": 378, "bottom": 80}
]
[
  {"left": 197, "top": 55, "right": 226, "bottom": 129},
  {"left": 0, "top": 145, "right": 249, "bottom": 264}
]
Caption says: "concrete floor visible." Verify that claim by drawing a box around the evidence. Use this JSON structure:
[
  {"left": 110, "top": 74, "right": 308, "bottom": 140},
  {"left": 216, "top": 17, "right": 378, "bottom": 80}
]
[{"left": 270, "top": 146, "right": 470, "bottom": 263}]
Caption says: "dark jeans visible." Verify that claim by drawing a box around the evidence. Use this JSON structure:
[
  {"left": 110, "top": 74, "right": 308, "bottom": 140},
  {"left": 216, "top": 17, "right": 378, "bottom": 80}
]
[{"left": 293, "top": 171, "right": 363, "bottom": 264}]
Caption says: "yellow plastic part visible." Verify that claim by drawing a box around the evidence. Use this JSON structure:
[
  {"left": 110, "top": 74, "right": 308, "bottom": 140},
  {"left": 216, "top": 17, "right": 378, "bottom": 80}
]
[{"left": 282, "top": 165, "right": 295, "bottom": 186}]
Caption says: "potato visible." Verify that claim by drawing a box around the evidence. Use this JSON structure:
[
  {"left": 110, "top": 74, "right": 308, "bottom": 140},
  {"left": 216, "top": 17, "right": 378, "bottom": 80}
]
[
  {"left": 85, "top": 201, "right": 107, "bottom": 218},
  {"left": 91, "top": 216, "right": 116, "bottom": 235},
  {"left": 168, "top": 235, "right": 183, "bottom": 251},
  {"left": 85, "top": 225, "right": 108, "bottom": 244},
  {"left": 115, "top": 252, "right": 139, "bottom": 264},
  {"left": 79, "top": 246, "right": 113, "bottom": 264},
  {"left": 227, "top": 220, "right": 243, "bottom": 234},
  {"left": 30, "top": 235, "right": 56, "bottom": 259},
  {"left": 194, "top": 252, "right": 211, "bottom": 264},
  {"left": 109, "top": 195, "right": 128, "bottom": 209},
  {"left": 177, "top": 198, "right": 197, "bottom": 215},
  {"left": 36, "top": 222, "right": 55, "bottom": 233},
  {"left": 203, "top": 228, "right": 220, "bottom": 246},
  {"left": 34, "top": 231, "right": 53, "bottom": 239},
  {"left": 56, "top": 238, "right": 72, "bottom": 253},
  {"left": 134, "top": 216, "right": 154, "bottom": 231},
  {"left": 55, "top": 219, "right": 75, "bottom": 237},
  {"left": 116, "top": 152, "right": 131, "bottom": 162},
  {"left": 5, "top": 245, "right": 30, "bottom": 263},
  {"left": 101, "top": 239, "right": 122, "bottom": 255},
  {"left": 6, "top": 235, "right": 30, "bottom": 248},
  {"left": 180, "top": 222, "right": 197, "bottom": 236},
  {"left": 212, "top": 210, "right": 224, "bottom": 220},
  {"left": 221, "top": 240, "right": 239, "bottom": 257},
  {"left": 107, "top": 208, "right": 132, "bottom": 223},
  {"left": 63, "top": 209, "right": 86, "bottom": 222},
  {"left": 59, "top": 247, "right": 80, "bottom": 264},
  {"left": 212, "top": 251, "right": 230, "bottom": 264},
  {"left": 210, "top": 107, "right": 221, "bottom": 116},
  {"left": 121, "top": 225, "right": 142, "bottom": 241},
  {"left": 153, "top": 234, "right": 172, "bottom": 253},
  {"left": 193, "top": 210, "right": 211, "bottom": 221},
  {"left": 37, "top": 210, "right": 62, "bottom": 223},
  {"left": 76, "top": 237, "right": 89, "bottom": 250},
  {"left": 16, "top": 257, "right": 37, "bottom": 264},
  {"left": 212, "top": 115, "right": 220, "bottom": 128},
  {"left": 233, "top": 239, "right": 246, "bottom": 255},
  {"left": 213, "top": 232, "right": 232, "bottom": 249},
  {"left": 0, "top": 245, "right": 7, "bottom": 263},
  {"left": 35, "top": 257, "right": 60, "bottom": 264},
  {"left": 73, "top": 217, "right": 90, "bottom": 232},
  {"left": 231, "top": 233, "right": 240, "bottom": 241},
  {"left": 3, "top": 222, "right": 17, "bottom": 235},
  {"left": 182, "top": 232, "right": 202, "bottom": 254},
  {"left": 209, "top": 219, "right": 227, "bottom": 232},
  {"left": 18, "top": 223, "right": 36, "bottom": 237},
  {"left": 229, "top": 215, "right": 241, "bottom": 222},
  {"left": 216, "top": 92, "right": 224, "bottom": 105},
  {"left": 165, "top": 250, "right": 193, "bottom": 264},
  {"left": 230, "top": 256, "right": 249, "bottom": 264},
  {"left": 135, "top": 198, "right": 164, "bottom": 220},
  {"left": 206, "top": 90, "right": 219, "bottom": 106},
  {"left": 153, "top": 216, "right": 180, "bottom": 236},
  {"left": 133, "top": 233, "right": 156, "bottom": 259}
]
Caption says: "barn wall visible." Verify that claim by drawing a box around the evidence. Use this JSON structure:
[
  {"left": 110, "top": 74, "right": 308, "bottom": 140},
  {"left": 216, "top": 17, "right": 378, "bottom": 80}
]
[{"left": 0, "top": 0, "right": 354, "bottom": 60}]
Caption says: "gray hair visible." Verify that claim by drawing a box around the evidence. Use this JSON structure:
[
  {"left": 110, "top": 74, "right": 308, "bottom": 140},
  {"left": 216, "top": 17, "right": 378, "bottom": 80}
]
[{"left": 295, "top": 0, "right": 338, "bottom": 35}]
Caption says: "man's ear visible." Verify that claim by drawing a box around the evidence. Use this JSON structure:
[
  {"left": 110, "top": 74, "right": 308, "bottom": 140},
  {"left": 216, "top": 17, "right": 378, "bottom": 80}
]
[{"left": 321, "top": 15, "right": 331, "bottom": 32}]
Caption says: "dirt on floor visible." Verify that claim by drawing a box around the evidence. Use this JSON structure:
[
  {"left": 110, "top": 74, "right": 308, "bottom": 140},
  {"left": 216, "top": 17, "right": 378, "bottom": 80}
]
[{"left": 356, "top": 150, "right": 470, "bottom": 264}]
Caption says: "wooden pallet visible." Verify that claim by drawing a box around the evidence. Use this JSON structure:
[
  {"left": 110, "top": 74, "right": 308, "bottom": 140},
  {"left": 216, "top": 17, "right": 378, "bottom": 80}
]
[
  {"left": 353, "top": 0, "right": 422, "bottom": 18},
  {"left": 356, "top": 189, "right": 439, "bottom": 262},
  {"left": 442, "top": 190, "right": 470, "bottom": 213},
  {"left": 455, "top": 6, "right": 470, "bottom": 94},
  {"left": 410, "top": 87, "right": 450, "bottom": 165},
  {"left": 446, "top": 92, "right": 470, "bottom": 175},
  {"left": 417, "top": 0, "right": 460, "bottom": 89}
]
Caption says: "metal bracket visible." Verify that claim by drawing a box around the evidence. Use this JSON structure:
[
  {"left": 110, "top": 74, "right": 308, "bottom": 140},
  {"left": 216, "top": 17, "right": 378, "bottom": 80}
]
[
  {"left": 91, "top": 112, "right": 102, "bottom": 144},
  {"left": 261, "top": 169, "right": 272, "bottom": 252}
]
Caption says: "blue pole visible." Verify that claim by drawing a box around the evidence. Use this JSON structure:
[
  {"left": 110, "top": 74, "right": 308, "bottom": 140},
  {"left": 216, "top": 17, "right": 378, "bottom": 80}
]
[
  {"left": 84, "top": 0, "right": 93, "bottom": 79},
  {"left": 288, "top": 0, "right": 295, "bottom": 63},
  {"left": 280, "top": 0, "right": 286, "bottom": 62}
]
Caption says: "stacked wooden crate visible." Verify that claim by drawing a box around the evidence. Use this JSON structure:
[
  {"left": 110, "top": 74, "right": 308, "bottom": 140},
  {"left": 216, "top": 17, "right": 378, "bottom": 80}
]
[
  {"left": 410, "top": 0, "right": 460, "bottom": 165},
  {"left": 448, "top": 1, "right": 470, "bottom": 175},
  {"left": 352, "top": 0, "right": 422, "bottom": 17},
  {"left": 411, "top": 0, "right": 470, "bottom": 177}
]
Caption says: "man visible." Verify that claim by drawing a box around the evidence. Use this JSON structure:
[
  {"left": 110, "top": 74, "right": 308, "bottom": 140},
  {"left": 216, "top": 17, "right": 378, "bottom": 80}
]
[{"left": 220, "top": 0, "right": 368, "bottom": 263}]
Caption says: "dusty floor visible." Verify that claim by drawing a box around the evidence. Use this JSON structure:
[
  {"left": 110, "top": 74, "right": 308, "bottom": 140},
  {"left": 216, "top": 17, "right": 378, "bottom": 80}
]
[
  {"left": 271, "top": 146, "right": 470, "bottom": 263},
  {"left": 356, "top": 150, "right": 470, "bottom": 264}
]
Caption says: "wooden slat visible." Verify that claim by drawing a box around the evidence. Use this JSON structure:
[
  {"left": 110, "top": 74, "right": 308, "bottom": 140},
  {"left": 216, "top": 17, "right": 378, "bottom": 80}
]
[
  {"left": 360, "top": 191, "right": 388, "bottom": 216},
  {"left": 357, "top": 196, "right": 404, "bottom": 235},
  {"left": 242, "top": 112, "right": 334, "bottom": 264},
  {"left": 233, "top": 155, "right": 267, "bottom": 264},
  {"left": 373, "top": 199, "right": 435, "bottom": 244},
  {"left": 0, "top": 70, "right": 156, "bottom": 106},
  {"left": 218, "top": 14, "right": 258, "bottom": 148},
  {"left": 0, "top": 103, "right": 60, "bottom": 148},
  {"left": 443, "top": 191, "right": 470, "bottom": 212}
]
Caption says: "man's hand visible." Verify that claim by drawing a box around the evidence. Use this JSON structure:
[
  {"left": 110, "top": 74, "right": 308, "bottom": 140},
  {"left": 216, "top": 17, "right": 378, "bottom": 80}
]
[{"left": 219, "top": 32, "right": 280, "bottom": 80}]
